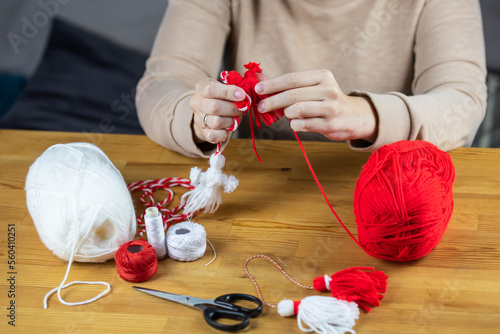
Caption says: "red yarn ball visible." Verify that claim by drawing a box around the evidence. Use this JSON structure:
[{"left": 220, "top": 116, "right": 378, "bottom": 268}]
[
  {"left": 353, "top": 140, "right": 455, "bottom": 261},
  {"left": 115, "top": 239, "right": 158, "bottom": 282}
]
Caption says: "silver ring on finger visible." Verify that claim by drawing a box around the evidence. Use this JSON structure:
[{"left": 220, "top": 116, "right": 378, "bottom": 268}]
[{"left": 203, "top": 114, "right": 209, "bottom": 128}]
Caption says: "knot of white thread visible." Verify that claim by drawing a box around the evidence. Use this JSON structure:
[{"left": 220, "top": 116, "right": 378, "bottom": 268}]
[
  {"left": 277, "top": 300, "right": 295, "bottom": 317},
  {"left": 324, "top": 274, "right": 332, "bottom": 291}
]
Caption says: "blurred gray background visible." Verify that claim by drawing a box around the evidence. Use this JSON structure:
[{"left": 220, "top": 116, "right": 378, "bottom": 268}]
[{"left": 0, "top": 0, "right": 499, "bottom": 147}]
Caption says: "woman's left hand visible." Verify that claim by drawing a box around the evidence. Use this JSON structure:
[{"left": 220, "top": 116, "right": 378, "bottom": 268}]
[{"left": 254, "top": 69, "right": 378, "bottom": 143}]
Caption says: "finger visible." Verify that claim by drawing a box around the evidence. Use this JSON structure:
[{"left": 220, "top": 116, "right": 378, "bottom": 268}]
[
  {"left": 197, "top": 79, "right": 245, "bottom": 101},
  {"left": 258, "top": 86, "right": 330, "bottom": 113},
  {"left": 204, "top": 114, "right": 237, "bottom": 130},
  {"left": 290, "top": 118, "right": 351, "bottom": 141},
  {"left": 290, "top": 117, "right": 331, "bottom": 134},
  {"left": 203, "top": 129, "right": 230, "bottom": 144},
  {"left": 256, "top": 72, "right": 269, "bottom": 82},
  {"left": 284, "top": 101, "right": 331, "bottom": 119},
  {"left": 199, "top": 98, "right": 246, "bottom": 117},
  {"left": 255, "top": 69, "right": 333, "bottom": 95}
]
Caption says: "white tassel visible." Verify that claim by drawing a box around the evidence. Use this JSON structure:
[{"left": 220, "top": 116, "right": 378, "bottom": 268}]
[
  {"left": 277, "top": 296, "right": 360, "bottom": 334},
  {"left": 181, "top": 152, "right": 238, "bottom": 216}
]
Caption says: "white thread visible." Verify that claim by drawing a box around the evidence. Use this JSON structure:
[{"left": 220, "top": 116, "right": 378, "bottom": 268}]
[
  {"left": 204, "top": 239, "right": 217, "bottom": 267},
  {"left": 166, "top": 221, "right": 207, "bottom": 262},
  {"left": 25, "top": 143, "right": 136, "bottom": 308},
  {"left": 43, "top": 242, "right": 111, "bottom": 308},
  {"left": 324, "top": 274, "right": 332, "bottom": 291},
  {"left": 297, "top": 296, "right": 359, "bottom": 334},
  {"left": 144, "top": 207, "right": 167, "bottom": 259},
  {"left": 181, "top": 153, "right": 239, "bottom": 216}
]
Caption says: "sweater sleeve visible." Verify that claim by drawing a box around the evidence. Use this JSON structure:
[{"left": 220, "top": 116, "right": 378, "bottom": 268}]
[
  {"left": 135, "top": 0, "right": 231, "bottom": 158},
  {"left": 348, "top": 0, "right": 487, "bottom": 152}
]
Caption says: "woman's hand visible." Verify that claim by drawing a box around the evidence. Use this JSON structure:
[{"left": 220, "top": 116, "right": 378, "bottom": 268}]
[
  {"left": 190, "top": 78, "right": 246, "bottom": 144},
  {"left": 254, "top": 69, "right": 378, "bottom": 143}
]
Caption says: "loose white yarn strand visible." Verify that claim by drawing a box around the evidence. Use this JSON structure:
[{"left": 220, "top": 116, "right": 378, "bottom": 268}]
[
  {"left": 44, "top": 243, "right": 111, "bottom": 309},
  {"left": 204, "top": 239, "right": 217, "bottom": 267}
]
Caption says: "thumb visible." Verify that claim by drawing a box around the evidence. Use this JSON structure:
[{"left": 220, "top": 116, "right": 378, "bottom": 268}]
[
  {"left": 256, "top": 72, "right": 269, "bottom": 81},
  {"left": 226, "top": 85, "right": 246, "bottom": 102}
]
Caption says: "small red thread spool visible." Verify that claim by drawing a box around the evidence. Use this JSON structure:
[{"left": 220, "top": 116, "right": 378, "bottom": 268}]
[
  {"left": 354, "top": 140, "right": 455, "bottom": 261},
  {"left": 115, "top": 239, "right": 158, "bottom": 282}
]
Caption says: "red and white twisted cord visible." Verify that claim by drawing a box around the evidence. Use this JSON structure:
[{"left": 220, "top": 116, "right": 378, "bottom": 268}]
[
  {"left": 243, "top": 255, "right": 313, "bottom": 307},
  {"left": 127, "top": 178, "right": 198, "bottom": 236}
]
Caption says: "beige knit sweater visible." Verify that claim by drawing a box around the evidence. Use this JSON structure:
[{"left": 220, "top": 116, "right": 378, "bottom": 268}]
[{"left": 136, "top": 0, "right": 486, "bottom": 158}]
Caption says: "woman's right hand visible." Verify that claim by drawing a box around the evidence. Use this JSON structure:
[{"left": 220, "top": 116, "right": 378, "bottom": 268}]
[{"left": 190, "top": 78, "right": 246, "bottom": 144}]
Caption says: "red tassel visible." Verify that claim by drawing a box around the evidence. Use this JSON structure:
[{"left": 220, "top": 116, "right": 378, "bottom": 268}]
[
  {"left": 313, "top": 267, "right": 388, "bottom": 312},
  {"left": 221, "top": 62, "right": 285, "bottom": 162}
]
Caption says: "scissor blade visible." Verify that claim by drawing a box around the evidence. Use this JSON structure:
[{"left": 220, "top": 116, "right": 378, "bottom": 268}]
[{"left": 132, "top": 286, "right": 211, "bottom": 309}]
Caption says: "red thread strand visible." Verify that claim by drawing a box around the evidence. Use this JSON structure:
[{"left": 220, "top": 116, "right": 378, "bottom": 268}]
[{"left": 293, "top": 131, "right": 361, "bottom": 247}]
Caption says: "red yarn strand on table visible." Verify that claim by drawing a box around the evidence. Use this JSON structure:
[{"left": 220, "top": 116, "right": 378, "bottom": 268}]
[{"left": 222, "top": 63, "right": 361, "bottom": 247}]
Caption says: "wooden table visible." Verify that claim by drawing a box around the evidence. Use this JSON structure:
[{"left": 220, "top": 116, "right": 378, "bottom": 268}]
[{"left": 1, "top": 129, "right": 500, "bottom": 334}]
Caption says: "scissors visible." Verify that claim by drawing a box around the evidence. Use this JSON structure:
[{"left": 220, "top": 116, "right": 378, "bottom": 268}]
[{"left": 133, "top": 286, "right": 263, "bottom": 331}]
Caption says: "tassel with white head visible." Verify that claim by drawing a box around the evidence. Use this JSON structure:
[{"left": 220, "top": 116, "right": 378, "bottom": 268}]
[
  {"left": 181, "top": 147, "right": 238, "bottom": 216},
  {"left": 277, "top": 296, "right": 360, "bottom": 334}
]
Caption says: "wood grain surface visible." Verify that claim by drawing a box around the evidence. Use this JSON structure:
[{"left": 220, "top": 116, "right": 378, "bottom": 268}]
[{"left": 1, "top": 129, "right": 499, "bottom": 334}]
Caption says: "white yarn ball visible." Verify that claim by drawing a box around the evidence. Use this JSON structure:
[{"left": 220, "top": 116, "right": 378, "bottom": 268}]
[
  {"left": 25, "top": 143, "right": 136, "bottom": 263},
  {"left": 166, "top": 221, "right": 207, "bottom": 261}
]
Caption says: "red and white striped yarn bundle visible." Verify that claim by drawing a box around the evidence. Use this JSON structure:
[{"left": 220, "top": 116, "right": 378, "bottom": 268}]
[{"left": 127, "top": 177, "right": 194, "bottom": 236}]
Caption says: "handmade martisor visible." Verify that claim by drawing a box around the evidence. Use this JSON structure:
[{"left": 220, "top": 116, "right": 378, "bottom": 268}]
[
  {"left": 244, "top": 255, "right": 388, "bottom": 333},
  {"left": 221, "top": 62, "right": 455, "bottom": 262},
  {"left": 221, "top": 62, "right": 285, "bottom": 162},
  {"left": 25, "top": 143, "right": 136, "bottom": 308},
  {"left": 181, "top": 145, "right": 239, "bottom": 216}
]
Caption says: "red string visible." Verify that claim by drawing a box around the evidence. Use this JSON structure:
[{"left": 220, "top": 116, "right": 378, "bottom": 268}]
[
  {"left": 293, "top": 131, "right": 361, "bottom": 247},
  {"left": 127, "top": 178, "right": 197, "bottom": 236},
  {"left": 221, "top": 63, "right": 360, "bottom": 246},
  {"left": 243, "top": 255, "right": 313, "bottom": 307}
]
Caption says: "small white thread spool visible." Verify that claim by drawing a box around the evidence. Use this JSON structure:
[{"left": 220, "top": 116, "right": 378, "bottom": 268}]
[
  {"left": 144, "top": 207, "right": 167, "bottom": 259},
  {"left": 166, "top": 221, "right": 207, "bottom": 262}
]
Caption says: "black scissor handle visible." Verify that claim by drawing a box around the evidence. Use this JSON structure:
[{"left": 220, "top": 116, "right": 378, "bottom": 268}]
[
  {"left": 203, "top": 307, "right": 250, "bottom": 332},
  {"left": 214, "top": 293, "right": 263, "bottom": 318}
]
